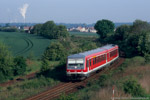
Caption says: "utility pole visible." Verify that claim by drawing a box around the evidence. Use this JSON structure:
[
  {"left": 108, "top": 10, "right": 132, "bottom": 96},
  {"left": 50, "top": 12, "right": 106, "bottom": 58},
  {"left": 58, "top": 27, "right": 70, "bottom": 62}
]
[{"left": 112, "top": 85, "right": 115, "bottom": 100}]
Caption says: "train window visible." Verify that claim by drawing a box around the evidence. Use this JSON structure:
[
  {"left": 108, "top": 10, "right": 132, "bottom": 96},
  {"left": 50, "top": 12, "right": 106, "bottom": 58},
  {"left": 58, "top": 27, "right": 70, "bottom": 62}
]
[
  {"left": 96, "top": 57, "right": 98, "bottom": 63},
  {"left": 98, "top": 56, "right": 100, "bottom": 62},
  {"left": 86, "top": 60, "right": 89, "bottom": 67},
  {"left": 93, "top": 58, "right": 95, "bottom": 65},
  {"left": 100, "top": 56, "right": 102, "bottom": 62},
  {"left": 103, "top": 55, "right": 105, "bottom": 60},
  {"left": 110, "top": 49, "right": 117, "bottom": 57},
  {"left": 90, "top": 59, "right": 91, "bottom": 66},
  {"left": 80, "top": 64, "right": 84, "bottom": 67}
]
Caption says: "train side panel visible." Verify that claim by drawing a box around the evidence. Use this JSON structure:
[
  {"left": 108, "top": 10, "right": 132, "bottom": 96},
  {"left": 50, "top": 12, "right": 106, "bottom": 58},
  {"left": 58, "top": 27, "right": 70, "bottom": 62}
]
[{"left": 66, "top": 44, "right": 119, "bottom": 80}]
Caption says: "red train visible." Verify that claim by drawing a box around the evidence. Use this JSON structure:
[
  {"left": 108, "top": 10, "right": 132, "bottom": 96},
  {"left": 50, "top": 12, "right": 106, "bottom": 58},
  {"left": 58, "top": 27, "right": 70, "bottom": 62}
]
[{"left": 66, "top": 44, "right": 119, "bottom": 80}]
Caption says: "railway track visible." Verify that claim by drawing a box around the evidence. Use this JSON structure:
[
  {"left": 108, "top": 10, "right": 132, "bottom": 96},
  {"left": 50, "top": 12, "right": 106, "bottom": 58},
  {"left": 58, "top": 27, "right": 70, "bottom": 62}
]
[{"left": 25, "top": 57, "right": 125, "bottom": 100}]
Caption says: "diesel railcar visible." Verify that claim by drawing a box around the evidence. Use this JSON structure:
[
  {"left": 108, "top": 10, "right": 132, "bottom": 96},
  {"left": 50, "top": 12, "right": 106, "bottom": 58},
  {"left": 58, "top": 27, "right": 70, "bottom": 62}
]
[{"left": 66, "top": 44, "right": 119, "bottom": 80}]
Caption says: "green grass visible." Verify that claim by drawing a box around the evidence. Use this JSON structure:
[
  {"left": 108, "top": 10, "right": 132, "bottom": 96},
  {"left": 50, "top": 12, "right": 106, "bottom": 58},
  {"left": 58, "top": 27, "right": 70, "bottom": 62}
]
[
  {"left": 0, "top": 32, "right": 98, "bottom": 59},
  {"left": 0, "top": 32, "right": 51, "bottom": 59},
  {"left": 25, "top": 60, "right": 42, "bottom": 74},
  {"left": 0, "top": 76, "right": 59, "bottom": 100},
  {"left": 69, "top": 32, "right": 98, "bottom": 37}
]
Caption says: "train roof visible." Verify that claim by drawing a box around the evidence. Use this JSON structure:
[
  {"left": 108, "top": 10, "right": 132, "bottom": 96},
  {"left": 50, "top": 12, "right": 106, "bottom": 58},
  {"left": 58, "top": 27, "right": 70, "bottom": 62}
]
[{"left": 68, "top": 44, "right": 117, "bottom": 58}]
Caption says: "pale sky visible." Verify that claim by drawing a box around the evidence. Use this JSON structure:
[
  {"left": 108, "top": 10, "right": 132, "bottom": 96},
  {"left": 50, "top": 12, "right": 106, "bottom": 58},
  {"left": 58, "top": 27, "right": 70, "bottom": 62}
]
[{"left": 0, "top": 0, "right": 150, "bottom": 24}]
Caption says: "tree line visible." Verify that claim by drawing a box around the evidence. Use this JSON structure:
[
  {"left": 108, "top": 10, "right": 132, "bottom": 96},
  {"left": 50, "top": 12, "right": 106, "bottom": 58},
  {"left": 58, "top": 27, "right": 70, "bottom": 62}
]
[
  {"left": 0, "top": 27, "right": 18, "bottom": 32},
  {"left": 31, "top": 21, "right": 69, "bottom": 39},
  {"left": 94, "top": 19, "right": 150, "bottom": 61}
]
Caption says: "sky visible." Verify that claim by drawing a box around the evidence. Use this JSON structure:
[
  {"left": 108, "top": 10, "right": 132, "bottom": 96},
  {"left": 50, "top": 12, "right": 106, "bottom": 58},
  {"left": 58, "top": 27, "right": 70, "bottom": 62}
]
[{"left": 0, "top": 0, "right": 150, "bottom": 24}]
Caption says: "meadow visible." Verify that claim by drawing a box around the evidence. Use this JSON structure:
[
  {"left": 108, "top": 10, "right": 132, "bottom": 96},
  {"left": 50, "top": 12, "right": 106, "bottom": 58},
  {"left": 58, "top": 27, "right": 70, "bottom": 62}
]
[
  {"left": 0, "top": 32, "right": 98, "bottom": 59},
  {"left": 0, "top": 32, "right": 51, "bottom": 59},
  {"left": 69, "top": 32, "right": 98, "bottom": 37}
]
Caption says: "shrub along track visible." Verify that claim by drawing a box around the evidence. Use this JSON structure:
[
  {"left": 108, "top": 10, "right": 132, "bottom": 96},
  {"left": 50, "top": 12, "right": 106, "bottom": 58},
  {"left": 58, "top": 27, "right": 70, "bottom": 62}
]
[
  {"left": 25, "top": 57, "right": 125, "bottom": 100},
  {"left": 15, "top": 37, "right": 33, "bottom": 56}
]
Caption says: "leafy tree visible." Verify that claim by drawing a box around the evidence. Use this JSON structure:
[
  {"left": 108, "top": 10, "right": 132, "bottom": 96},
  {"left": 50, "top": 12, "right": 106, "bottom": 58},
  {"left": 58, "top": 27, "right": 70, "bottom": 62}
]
[
  {"left": 43, "top": 42, "right": 67, "bottom": 61},
  {"left": 81, "top": 42, "right": 97, "bottom": 51},
  {"left": 115, "top": 25, "right": 130, "bottom": 41},
  {"left": 13, "top": 56, "right": 27, "bottom": 76},
  {"left": 30, "top": 24, "right": 42, "bottom": 35},
  {"left": 0, "top": 42, "right": 14, "bottom": 82},
  {"left": 137, "top": 32, "right": 150, "bottom": 55},
  {"left": 32, "top": 21, "right": 69, "bottom": 39},
  {"left": 144, "top": 53, "right": 150, "bottom": 63},
  {"left": 40, "top": 21, "right": 57, "bottom": 38},
  {"left": 109, "top": 20, "right": 150, "bottom": 58},
  {"left": 56, "top": 25, "right": 69, "bottom": 38},
  {"left": 131, "top": 20, "right": 150, "bottom": 34},
  {"left": 94, "top": 19, "right": 115, "bottom": 39},
  {"left": 40, "top": 59, "right": 50, "bottom": 73}
]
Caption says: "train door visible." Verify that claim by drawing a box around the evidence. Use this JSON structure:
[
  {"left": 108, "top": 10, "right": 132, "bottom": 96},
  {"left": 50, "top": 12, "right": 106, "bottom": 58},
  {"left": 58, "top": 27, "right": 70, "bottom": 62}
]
[
  {"left": 86, "top": 59, "right": 89, "bottom": 72},
  {"left": 107, "top": 52, "right": 110, "bottom": 62},
  {"left": 89, "top": 59, "right": 92, "bottom": 70}
]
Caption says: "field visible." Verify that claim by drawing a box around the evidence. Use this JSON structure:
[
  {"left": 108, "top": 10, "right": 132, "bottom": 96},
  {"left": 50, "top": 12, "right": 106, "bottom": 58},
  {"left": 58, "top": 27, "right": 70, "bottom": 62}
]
[
  {"left": 69, "top": 32, "right": 98, "bottom": 37},
  {"left": 0, "top": 32, "right": 98, "bottom": 58},
  {"left": 0, "top": 32, "right": 51, "bottom": 59}
]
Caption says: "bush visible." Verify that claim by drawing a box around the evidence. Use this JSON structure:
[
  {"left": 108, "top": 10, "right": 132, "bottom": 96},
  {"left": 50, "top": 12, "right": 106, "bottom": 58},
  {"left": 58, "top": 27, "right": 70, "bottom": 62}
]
[
  {"left": 123, "top": 78, "right": 146, "bottom": 97},
  {"left": 43, "top": 42, "right": 67, "bottom": 61},
  {"left": 144, "top": 53, "right": 150, "bottom": 63},
  {"left": 40, "top": 59, "right": 53, "bottom": 75},
  {"left": 21, "top": 76, "right": 55, "bottom": 89},
  {"left": 131, "top": 56, "right": 145, "bottom": 66},
  {"left": 58, "top": 94, "right": 77, "bottom": 100},
  {"left": 13, "top": 56, "right": 27, "bottom": 76},
  {"left": 0, "top": 71, "right": 5, "bottom": 82},
  {"left": 0, "top": 42, "right": 14, "bottom": 82},
  {"left": 98, "top": 74, "right": 110, "bottom": 87}
]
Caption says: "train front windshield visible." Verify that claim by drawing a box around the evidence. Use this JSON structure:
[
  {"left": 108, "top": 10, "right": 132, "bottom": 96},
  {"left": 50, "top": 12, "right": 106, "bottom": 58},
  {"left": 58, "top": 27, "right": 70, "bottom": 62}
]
[{"left": 67, "top": 59, "right": 84, "bottom": 70}]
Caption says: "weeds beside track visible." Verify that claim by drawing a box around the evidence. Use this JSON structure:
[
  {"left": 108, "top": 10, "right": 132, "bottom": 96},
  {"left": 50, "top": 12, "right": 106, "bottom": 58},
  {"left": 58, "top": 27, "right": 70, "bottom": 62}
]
[{"left": 25, "top": 57, "right": 125, "bottom": 100}]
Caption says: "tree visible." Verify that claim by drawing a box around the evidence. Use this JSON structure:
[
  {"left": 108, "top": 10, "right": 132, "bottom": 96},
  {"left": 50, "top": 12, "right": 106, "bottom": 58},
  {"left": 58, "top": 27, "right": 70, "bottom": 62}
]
[
  {"left": 56, "top": 25, "right": 69, "bottom": 38},
  {"left": 30, "top": 24, "right": 42, "bottom": 35},
  {"left": 42, "top": 42, "right": 67, "bottom": 61},
  {"left": 81, "top": 42, "right": 98, "bottom": 51},
  {"left": 40, "top": 59, "right": 50, "bottom": 73},
  {"left": 13, "top": 56, "right": 27, "bottom": 76},
  {"left": 0, "top": 42, "right": 14, "bottom": 82},
  {"left": 94, "top": 19, "right": 115, "bottom": 39},
  {"left": 38, "top": 21, "right": 69, "bottom": 39},
  {"left": 131, "top": 19, "right": 150, "bottom": 34},
  {"left": 137, "top": 32, "right": 150, "bottom": 56},
  {"left": 115, "top": 25, "right": 130, "bottom": 41}
]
